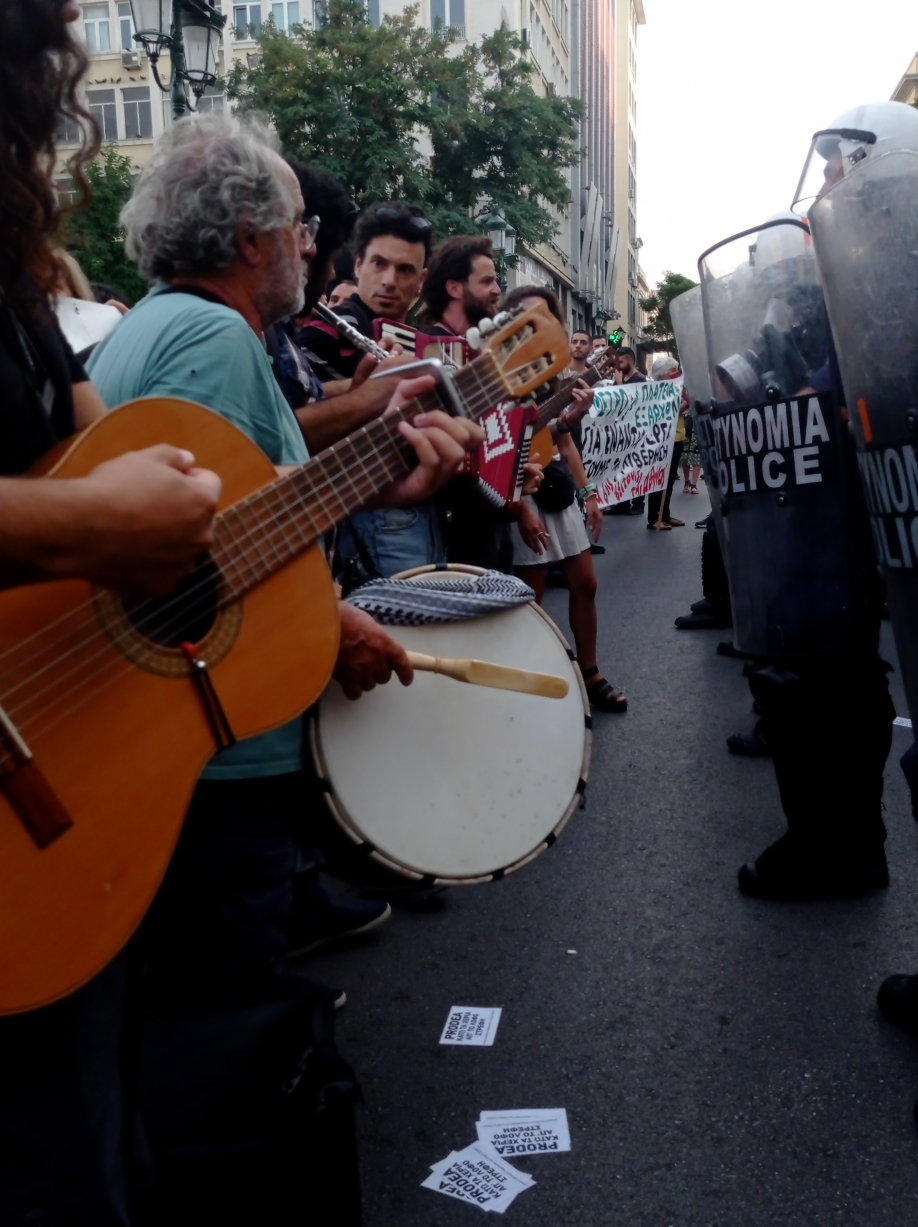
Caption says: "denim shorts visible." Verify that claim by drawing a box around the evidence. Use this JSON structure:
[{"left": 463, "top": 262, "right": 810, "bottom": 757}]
[{"left": 335, "top": 502, "right": 445, "bottom": 579}]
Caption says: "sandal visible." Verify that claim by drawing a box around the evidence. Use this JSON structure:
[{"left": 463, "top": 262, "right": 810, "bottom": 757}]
[
  {"left": 690, "top": 484, "right": 699, "bottom": 494},
  {"left": 647, "top": 522, "right": 672, "bottom": 530},
  {"left": 683, "top": 482, "right": 692, "bottom": 493},
  {"left": 582, "top": 666, "right": 628, "bottom": 713}
]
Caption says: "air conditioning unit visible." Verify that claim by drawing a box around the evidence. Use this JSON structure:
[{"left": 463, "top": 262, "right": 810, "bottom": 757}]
[{"left": 122, "top": 49, "right": 141, "bottom": 68}]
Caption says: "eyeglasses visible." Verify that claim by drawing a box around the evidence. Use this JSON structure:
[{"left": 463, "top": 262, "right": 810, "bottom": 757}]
[
  {"left": 299, "top": 214, "right": 321, "bottom": 247},
  {"left": 372, "top": 206, "right": 433, "bottom": 233}
]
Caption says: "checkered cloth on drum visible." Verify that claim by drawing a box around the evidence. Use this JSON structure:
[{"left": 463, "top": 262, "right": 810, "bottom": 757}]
[{"left": 346, "top": 571, "right": 535, "bottom": 626}]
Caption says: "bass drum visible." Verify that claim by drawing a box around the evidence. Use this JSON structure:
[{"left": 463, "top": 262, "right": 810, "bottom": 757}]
[{"left": 308, "top": 565, "right": 591, "bottom": 885}]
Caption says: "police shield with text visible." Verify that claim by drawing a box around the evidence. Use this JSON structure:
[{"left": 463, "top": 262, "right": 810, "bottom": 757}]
[
  {"left": 699, "top": 213, "right": 893, "bottom": 900},
  {"left": 669, "top": 285, "right": 731, "bottom": 630},
  {"left": 804, "top": 100, "right": 918, "bottom": 1050}
]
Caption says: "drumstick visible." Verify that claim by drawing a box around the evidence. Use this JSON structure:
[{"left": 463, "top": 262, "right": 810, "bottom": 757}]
[{"left": 406, "top": 651, "right": 569, "bottom": 699}]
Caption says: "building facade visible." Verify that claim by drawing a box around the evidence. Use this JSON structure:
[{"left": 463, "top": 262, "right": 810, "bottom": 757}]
[
  {"left": 891, "top": 53, "right": 918, "bottom": 105},
  {"left": 59, "top": 0, "right": 645, "bottom": 341}
]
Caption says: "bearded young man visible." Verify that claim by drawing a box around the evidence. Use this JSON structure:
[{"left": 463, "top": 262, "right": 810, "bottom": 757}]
[{"left": 420, "top": 235, "right": 546, "bottom": 571}]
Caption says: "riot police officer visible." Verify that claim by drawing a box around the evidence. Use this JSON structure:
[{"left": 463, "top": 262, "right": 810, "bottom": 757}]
[
  {"left": 698, "top": 211, "right": 893, "bottom": 901},
  {"left": 804, "top": 101, "right": 918, "bottom": 1052}
]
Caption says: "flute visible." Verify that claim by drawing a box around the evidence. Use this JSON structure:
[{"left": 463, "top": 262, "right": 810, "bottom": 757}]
[{"left": 313, "top": 300, "right": 389, "bottom": 362}]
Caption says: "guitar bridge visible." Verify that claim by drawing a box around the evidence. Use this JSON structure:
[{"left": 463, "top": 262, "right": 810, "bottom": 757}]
[{"left": 0, "top": 703, "right": 73, "bottom": 849}]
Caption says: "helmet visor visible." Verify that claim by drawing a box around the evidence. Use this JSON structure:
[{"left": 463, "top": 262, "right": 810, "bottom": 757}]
[{"left": 791, "top": 128, "right": 877, "bottom": 215}]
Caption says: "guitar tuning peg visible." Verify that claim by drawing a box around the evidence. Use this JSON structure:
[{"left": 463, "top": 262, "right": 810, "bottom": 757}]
[
  {"left": 466, "top": 327, "right": 483, "bottom": 351},
  {"left": 478, "top": 318, "right": 495, "bottom": 336}
]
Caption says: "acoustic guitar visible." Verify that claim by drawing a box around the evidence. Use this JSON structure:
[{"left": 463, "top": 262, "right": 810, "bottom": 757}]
[
  {"left": 0, "top": 304, "right": 569, "bottom": 1014},
  {"left": 528, "top": 346, "right": 619, "bottom": 467}
]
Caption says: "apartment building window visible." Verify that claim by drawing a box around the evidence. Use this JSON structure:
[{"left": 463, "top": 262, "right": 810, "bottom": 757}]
[
  {"left": 312, "top": 0, "right": 326, "bottom": 26},
  {"left": 56, "top": 115, "right": 83, "bottom": 144},
  {"left": 54, "top": 177, "right": 80, "bottom": 206},
  {"left": 82, "top": 3, "right": 112, "bottom": 53},
  {"left": 87, "top": 88, "right": 118, "bottom": 140},
  {"left": 628, "top": 208, "right": 636, "bottom": 245},
  {"left": 367, "top": 0, "right": 380, "bottom": 25},
  {"left": 117, "top": 2, "right": 135, "bottom": 49},
  {"left": 123, "top": 86, "right": 152, "bottom": 138},
  {"left": 628, "top": 292, "right": 636, "bottom": 327},
  {"left": 271, "top": 1, "right": 300, "bottom": 29},
  {"left": 233, "top": 3, "right": 262, "bottom": 37},
  {"left": 628, "top": 167, "right": 635, "bottom": 203},
  {"left": 196, "top": 88, "right": 225, "bottom": 114},
  {"left": 431, "top": 0, "right": 465, "bottom": 38}
]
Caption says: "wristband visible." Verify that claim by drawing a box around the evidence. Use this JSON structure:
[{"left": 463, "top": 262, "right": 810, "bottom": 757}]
[
  {"left": 578, "top": 483, "right": 598, "bottom": 500},
  {"left": 554, "top": 418, "right": 571, "bottom": 435}
]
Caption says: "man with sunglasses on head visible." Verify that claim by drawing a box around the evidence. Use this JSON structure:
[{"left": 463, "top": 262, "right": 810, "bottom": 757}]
[
  {"left": 299, "top": 203, "right": 449, "bottom": 581},
  {"left": 299, "top": 201, "right": 434, "bottom": 384}
]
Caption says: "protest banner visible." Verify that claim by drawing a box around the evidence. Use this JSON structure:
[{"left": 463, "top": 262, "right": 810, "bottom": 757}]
[{"left": 581, "top": 378, "right": 683, "bottom": 508}]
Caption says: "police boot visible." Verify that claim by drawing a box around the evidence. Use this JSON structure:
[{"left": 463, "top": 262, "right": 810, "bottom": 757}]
[
  {"left": 878, "top": 974, "right": 918, "bottom": 1036},
  {"left": 738, "top": 832, "right": 889, "bottom": 902}
]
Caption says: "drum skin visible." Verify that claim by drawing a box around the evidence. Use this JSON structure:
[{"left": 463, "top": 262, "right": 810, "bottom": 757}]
[{"left": 310, "top": 569, "right": 591, "bottom": 883}]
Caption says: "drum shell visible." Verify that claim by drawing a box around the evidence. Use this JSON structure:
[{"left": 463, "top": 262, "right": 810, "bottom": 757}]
[{"left": 309, "top": 567, "right": 591, "bottom": 884}]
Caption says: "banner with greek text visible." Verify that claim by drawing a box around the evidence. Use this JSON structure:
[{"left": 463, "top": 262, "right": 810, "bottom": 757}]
[{"left": 581, "top": 379, "right": 683, "bottom": 508}]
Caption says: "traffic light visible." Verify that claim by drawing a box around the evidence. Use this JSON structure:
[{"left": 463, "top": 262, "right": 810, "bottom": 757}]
[{"left": 607, "top": 327, "right": 624, "bottom": 347}]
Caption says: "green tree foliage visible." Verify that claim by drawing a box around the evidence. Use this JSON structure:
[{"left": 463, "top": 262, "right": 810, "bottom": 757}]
[
  {"left": 640, "top": 271, "right": 697, "bottom": 353},
  {"left": 226, "top": 0, "right": 583, "bottom": 251},
  {"left": 62, "top": 146, "right": 147, "bottom": 305}
]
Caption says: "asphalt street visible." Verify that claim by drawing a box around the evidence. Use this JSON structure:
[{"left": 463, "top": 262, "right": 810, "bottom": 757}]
[{"left": 303, "top": 485, "right": 918, "bottom": 1226}]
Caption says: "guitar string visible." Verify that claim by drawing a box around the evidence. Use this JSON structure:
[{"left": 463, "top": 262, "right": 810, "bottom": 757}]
[
  {"left": 0, "top": 373, "right": 501, "bottom": 700},
  {"left": 0, "top": 332, "right": 568, "bottom": 747},
  {"left": 0, "top": 318, "right": 563, "bottom": 688},
  {"left": 0, "top": 351, "right": 513, "bottom": 684},
  {"left": 0, "top": 375, "right": 519, "bottom": 740}
]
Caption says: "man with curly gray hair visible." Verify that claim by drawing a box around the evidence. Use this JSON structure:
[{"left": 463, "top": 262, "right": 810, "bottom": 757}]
[{"left": 87, "top": 114, "right": 480, "bottom": 1023}]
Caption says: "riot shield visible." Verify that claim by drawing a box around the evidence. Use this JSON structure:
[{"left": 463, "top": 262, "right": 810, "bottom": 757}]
[
  {"left": 670, "top": 286, "right": 720, "bottom": 512},
  {"left": 698, "top": 218, "right": 862, "bottom": 658},
  {"left": 809, "top": 148, "right": 918, "bottom": 720}
]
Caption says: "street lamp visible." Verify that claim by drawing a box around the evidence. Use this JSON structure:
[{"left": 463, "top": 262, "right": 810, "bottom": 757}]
[
  {"left": 482, "top": 208, "right": 516, "bottom": 291},
  {"left": 129, "top": 0, "right": 226, "bottom": 119}
]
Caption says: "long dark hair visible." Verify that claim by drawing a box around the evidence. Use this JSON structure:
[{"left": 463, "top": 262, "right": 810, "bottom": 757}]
[{"left": 0, "top": 1, "right": 98, "bottom": 316}]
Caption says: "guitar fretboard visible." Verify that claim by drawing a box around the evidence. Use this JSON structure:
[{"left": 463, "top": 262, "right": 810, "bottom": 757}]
[{"left": 210, "top": 350, "right": 505, "bottom": 603}]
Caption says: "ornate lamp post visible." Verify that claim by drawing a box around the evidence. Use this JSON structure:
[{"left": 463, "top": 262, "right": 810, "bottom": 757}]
[
  {"left": 129, "top": 0, "right": 226, "bottom": 119},
  {"left": 482, "top": 208, "right": 516, "bottom": 292}
]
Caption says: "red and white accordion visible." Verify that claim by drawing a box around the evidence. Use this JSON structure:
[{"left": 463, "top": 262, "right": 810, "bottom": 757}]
[
  {"left": 371, "top": 318, "right": 469, "bottom": 370},
  {"left": 372, "top": 318, "right": 537, "bottom": 507}
]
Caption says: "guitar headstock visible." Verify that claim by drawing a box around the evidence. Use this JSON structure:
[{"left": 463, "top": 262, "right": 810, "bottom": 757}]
[
  {"left": 477, "top": 304, "right": 571, "bottom": 401},
  {"left": 588, "top": 345, "right": 619, "bottom": 378}
]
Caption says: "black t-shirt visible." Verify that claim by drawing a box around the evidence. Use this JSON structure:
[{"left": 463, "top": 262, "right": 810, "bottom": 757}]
[
  {"left": 0, "top": 296, "right": 85, "bottom": 476},
  {"left": 296, "top": 294, "right": 378, "bottom": 382}
]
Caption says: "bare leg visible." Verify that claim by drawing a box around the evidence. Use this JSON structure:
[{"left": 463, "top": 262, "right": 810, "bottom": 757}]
[
  {"left": 558, "top": 549, "right": 598, "bottom": 671},
  {"left": 514, "top": 563, "right": 547, "bottom": 605}
]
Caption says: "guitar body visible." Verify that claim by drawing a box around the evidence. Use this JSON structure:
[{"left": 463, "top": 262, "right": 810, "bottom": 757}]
[
  {"left": 529, "top": 426, "right": 555, "bottom": 468},
  {"left": 0, "top": 398, "right": 339, "bottom": 1014}
]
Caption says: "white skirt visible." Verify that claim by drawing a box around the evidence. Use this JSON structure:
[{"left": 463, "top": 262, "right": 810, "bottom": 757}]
[{"left": 511, "top": 497, "right": 590, "bottom": 566}]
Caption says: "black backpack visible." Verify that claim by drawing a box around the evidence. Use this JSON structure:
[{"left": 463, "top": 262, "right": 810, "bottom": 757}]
[{"left": 139, "top": 973, "right": 362, "bottom": 1226}]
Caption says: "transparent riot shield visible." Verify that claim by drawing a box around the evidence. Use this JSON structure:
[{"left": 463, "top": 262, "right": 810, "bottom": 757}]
[
  {"left": 809, "top": 148, "right": 918, "bottom": 720},
  {"left": 670, "top": 286, "right": 720, "bottom": 514},
  {"left": 698, "top": 218, "right": 862, "bottom": 657}
]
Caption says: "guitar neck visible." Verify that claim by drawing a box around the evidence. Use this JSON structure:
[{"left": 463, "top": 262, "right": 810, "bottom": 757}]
[
  {"left": 533, "top": 361, "right": 607, "bottom": 432},
  {"left": 210, "top": 353, "right": 504, "bottom": 603}
]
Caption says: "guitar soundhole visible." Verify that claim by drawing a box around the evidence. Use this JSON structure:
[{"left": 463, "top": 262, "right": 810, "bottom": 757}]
[{"left": 122, "top": 556, "right": 220, "bottom": 649}]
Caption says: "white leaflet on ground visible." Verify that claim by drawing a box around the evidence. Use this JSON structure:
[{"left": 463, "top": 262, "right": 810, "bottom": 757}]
[
  {"left": 893, "top": 716, "right": 913, "bottom": 728},
  {"left": 421, "top": 1141, "right": 534, "bottom": 1214},
  {"left": 476, "top": 1108, "right": 571, "bottom": 1156},
  {"left": 439, "top": 1006, "right": 502, "bottom": 1046}
]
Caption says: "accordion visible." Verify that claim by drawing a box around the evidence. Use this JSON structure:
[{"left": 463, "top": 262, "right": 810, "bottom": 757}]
[
  {"left": 461, "top": 402, "right": 539, "bottom": 507},
  {"left": 371, "top": 319, "right": 536, "bottom": 506},
  {"left": 371, "top": 319, "right": 469, "bottom": 369}
]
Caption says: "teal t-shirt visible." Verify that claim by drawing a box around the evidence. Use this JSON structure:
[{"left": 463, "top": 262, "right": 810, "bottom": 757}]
[{"left": 87, "top": 282, "right": 309, "bottom": 780}]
